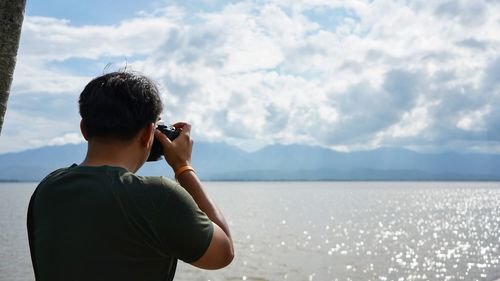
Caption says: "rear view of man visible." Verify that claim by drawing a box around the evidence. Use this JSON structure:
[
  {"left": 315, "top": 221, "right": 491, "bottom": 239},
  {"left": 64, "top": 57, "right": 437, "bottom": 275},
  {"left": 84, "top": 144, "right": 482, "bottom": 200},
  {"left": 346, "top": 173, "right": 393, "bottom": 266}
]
[{"left": 27, "top": 72, "right": 234, "bottom": 281}]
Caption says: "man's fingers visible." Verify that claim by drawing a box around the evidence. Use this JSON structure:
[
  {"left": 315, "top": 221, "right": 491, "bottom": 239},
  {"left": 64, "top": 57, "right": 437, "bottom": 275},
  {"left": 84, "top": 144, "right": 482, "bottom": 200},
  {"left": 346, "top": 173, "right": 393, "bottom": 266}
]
[
  {"left": 173, "top": 122, "right": 191, "bottom": 137},
  {"left": 158, "top": 122, "right": 193, "bottom": 169},
  {"left": 181, "top": 124, "right": 191, "bottom": 136},
  {"left": 154, "top": 129, "right": 172, "bottom": 147},
  {"left": 172, "top": 122, "right": 188, "bottom": 129}
]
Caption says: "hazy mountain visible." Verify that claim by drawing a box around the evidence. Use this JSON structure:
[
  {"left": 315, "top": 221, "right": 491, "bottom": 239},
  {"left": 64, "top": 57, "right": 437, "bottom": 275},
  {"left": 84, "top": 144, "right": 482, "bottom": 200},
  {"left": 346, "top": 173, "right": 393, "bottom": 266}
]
[{"left": 0, "top": 142, "right": 499, "bottom": 181}]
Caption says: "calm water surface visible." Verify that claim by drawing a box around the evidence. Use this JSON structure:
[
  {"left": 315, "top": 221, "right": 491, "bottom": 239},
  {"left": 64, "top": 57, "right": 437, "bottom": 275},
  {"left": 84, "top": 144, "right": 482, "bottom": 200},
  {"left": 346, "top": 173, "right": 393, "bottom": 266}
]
[{"left": 1, "top": 182, "right": 500, "bottom": 281}]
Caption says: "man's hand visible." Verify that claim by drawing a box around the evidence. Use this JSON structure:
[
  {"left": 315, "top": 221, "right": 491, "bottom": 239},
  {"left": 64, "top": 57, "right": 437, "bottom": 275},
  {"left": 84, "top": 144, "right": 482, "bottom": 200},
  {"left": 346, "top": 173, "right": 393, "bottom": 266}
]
[{"left": 154, "top": 122, "right": 193, "bottom": 171}]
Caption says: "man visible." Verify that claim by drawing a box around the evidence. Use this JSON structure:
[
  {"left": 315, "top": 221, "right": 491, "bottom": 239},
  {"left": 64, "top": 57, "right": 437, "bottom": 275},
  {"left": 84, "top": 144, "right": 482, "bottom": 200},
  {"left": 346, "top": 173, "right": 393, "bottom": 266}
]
[{"left": 27, "top": 71, "right": 234, "bottom": 281}]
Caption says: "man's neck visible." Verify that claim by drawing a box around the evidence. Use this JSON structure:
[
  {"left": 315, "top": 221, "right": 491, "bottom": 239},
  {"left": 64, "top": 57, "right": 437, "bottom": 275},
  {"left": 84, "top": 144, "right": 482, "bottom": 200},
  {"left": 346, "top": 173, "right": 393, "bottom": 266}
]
[{"left": 80, "top": 138, "right": 144, "bottom": 173}]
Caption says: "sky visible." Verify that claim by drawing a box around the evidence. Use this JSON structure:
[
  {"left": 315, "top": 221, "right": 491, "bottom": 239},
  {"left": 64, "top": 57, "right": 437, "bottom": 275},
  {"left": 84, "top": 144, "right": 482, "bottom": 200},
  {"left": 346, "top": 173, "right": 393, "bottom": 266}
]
[{"left": 1, "top": 0, "right": 500, "bottom": 154}]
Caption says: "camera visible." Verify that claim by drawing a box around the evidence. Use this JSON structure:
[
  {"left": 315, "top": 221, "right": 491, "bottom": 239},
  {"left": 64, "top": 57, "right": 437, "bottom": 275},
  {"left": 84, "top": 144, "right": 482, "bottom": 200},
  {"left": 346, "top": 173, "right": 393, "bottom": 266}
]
[{"left": 147, "top": 124, "right": 180, "bottom": 162}]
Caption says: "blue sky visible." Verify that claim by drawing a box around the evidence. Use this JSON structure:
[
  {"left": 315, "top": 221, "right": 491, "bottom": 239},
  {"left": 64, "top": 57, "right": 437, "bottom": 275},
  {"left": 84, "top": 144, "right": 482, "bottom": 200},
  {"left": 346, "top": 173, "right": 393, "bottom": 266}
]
[{"left": 1, "top": 0, "right": 500, "bottom": 154}]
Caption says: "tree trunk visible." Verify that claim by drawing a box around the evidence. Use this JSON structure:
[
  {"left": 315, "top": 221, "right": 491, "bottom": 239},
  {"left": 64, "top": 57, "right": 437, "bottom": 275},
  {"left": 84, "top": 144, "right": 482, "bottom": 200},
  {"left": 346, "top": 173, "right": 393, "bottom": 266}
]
[{"left": 0, "top": 0, "right": 26, "bottom": 135}]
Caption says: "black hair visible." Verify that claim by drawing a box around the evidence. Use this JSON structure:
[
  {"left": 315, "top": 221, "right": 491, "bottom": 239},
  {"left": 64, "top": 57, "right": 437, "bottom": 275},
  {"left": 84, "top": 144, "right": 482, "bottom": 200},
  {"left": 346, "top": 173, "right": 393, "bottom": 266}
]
[{"left": 78, "top": 71, "right": 163, "bottom": 140}]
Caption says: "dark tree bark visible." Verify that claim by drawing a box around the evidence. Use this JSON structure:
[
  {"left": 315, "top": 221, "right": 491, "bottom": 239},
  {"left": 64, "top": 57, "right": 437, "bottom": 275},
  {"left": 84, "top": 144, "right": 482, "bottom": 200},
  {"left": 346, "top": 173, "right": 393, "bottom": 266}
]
[{"left": 0, "top": 0, "right": 26, "bottom": 135}]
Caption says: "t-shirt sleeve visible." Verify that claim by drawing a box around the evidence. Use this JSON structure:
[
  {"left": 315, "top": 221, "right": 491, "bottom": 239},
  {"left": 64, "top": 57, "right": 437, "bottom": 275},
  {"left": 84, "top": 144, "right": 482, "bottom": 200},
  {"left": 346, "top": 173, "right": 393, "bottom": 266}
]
[{"left": 155, "top": 179, "right": 214, "bottom": 263}]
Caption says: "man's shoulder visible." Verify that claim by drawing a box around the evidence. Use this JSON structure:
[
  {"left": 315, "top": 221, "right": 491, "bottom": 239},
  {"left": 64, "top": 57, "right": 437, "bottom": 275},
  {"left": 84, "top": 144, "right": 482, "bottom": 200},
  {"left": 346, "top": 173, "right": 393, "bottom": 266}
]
[
  {"left": 38, "top": 164, "right": 78, "bottom": 185},
  {"left": 36, "top": 164, "right": 188, "bottom": 201},
  {"left": 37, "top": 165, "right": 174, "bottom": 191},
  {"left": 125, "top": 172, "right": 175, "bottom": 189},
  {"left": 133, "top": 175, "right": 187, "bottom": 199},
  {"left": 133, "top": 175, "right": 200, "bottom": 211}
]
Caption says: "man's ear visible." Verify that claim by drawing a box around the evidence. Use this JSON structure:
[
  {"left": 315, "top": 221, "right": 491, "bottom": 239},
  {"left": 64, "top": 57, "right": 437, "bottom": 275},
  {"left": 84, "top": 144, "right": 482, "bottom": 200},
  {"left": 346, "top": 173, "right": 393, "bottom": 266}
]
[
  {"left": 80, "top": 119, "right": 89, "bottom": 140},
  {"left": 140, "top": 123, "right": 155, "bottom": 147}
]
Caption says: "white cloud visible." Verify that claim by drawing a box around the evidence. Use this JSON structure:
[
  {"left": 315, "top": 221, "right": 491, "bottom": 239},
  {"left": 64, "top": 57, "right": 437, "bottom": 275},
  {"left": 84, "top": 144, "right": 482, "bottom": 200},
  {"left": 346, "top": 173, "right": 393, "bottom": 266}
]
[
  {"left": 48, "top": 133, "right": 85, "bottom": 146},
  {"left": 388, "top": 106, "right": 431, "bottom": 138},
  {"left": 0, "top": 110, "right": 80, "bottom": 153},
  {"left": 12, "top": 61, "right": 90, "bottom": 95},
  {"left": 19, "top": 15, "right": 177, "bottom": 61},
  {"left": 3, "top": 0, "right": 500, "bottom": 153}
]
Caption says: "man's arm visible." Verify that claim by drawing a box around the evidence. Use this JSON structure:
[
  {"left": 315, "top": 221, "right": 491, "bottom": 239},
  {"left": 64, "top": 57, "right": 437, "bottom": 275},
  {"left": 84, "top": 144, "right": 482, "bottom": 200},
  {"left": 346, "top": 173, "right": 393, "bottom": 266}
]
[
  {"left": 155, "top": 123, "right": 234, "bottom": 269},
  {"left": 177, "top": 171, "right": 234, "bottom": 269}
]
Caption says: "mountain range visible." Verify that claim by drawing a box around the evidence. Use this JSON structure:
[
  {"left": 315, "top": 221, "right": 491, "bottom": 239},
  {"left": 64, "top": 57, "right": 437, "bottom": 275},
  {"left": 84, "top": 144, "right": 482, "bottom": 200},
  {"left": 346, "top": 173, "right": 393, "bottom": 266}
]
[{"left": 0, "top": 142, "right": 499, "bottom": 181}]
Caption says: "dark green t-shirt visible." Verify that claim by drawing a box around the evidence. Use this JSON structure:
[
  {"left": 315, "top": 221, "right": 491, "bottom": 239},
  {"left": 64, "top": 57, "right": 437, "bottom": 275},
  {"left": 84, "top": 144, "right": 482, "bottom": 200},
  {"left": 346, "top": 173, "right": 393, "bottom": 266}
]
[{"left": 28, "top": 164, "right": 214, "bottom": 281}]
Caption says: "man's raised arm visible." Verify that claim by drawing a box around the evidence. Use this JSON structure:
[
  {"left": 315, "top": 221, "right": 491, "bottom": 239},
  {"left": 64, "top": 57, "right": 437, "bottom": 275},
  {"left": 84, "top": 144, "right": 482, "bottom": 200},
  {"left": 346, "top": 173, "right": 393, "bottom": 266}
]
[{"left": 155, "top": 123, "right": 234, "bottom": 269}]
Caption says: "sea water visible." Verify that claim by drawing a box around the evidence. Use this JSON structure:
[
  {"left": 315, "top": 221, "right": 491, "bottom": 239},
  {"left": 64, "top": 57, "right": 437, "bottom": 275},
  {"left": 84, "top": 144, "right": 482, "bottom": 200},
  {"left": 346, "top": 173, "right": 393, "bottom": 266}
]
[{"left": 1, "top": 181, "right": 500, "bottom": 281}]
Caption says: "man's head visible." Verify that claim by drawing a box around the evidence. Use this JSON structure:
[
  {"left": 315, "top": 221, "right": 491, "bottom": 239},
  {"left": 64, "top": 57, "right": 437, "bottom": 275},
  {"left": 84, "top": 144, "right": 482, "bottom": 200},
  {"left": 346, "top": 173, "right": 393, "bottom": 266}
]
[{"left": 79, "top": 71, "right": 163, "bottom": 140}]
